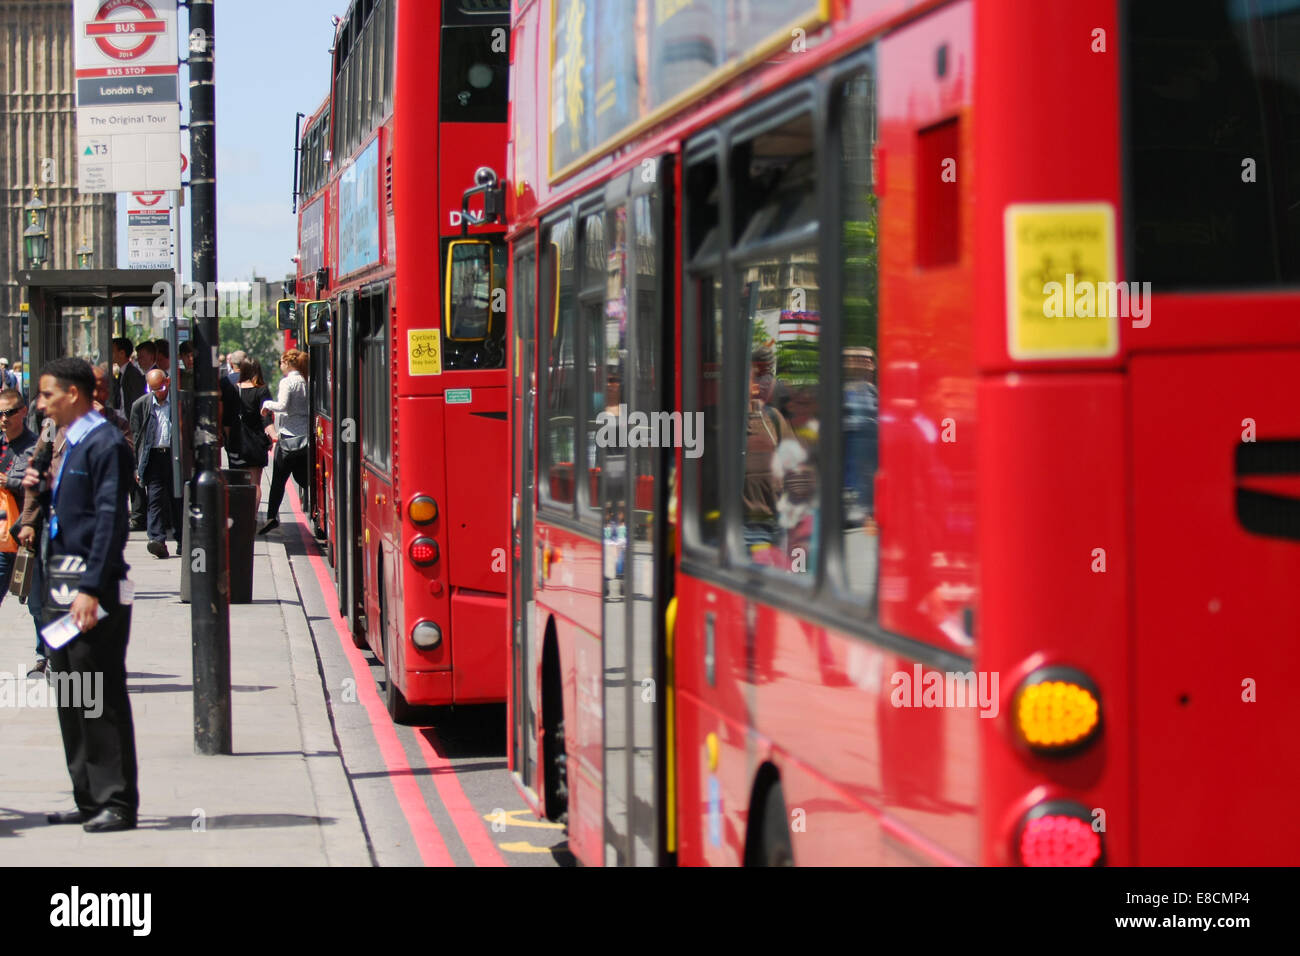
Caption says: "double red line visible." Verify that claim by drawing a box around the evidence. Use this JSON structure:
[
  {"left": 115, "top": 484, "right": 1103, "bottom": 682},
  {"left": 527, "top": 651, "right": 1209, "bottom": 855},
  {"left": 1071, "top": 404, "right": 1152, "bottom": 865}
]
[{"left": 287, "top": 489, "right": 504, "bottom": 867}]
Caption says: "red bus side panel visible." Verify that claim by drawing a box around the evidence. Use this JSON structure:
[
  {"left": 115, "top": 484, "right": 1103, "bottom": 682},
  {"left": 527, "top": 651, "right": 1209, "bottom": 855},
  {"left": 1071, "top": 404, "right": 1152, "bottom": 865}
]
[
  {"left": 1130, "top": 351, "right": 1300, "bottom": 864},
  {"left": 976, "top": 375, "right": 1131, "bottom": 865},
  {"left": 444, "top": 386, "right": 510, "bottom": 594}
]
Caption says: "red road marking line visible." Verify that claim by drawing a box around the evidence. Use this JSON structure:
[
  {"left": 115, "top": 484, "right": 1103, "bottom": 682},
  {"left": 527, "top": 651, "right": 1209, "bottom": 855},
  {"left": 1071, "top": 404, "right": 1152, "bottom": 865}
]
[
  {"left": 287, "top": 488, "right": 505, "bottom": 867},
  {"left": 409, "top": 728, "right": 507, "bottom": 867},
  {"left": 285, "top": 491, "right": 453, "bottom": 867}
]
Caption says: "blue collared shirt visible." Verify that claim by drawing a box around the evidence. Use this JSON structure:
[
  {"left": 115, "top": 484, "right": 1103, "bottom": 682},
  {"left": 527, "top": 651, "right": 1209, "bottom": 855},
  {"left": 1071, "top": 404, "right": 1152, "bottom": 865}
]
[
  {"left": 50, "top": 409, "right": 107, "bottom": 538},
  {"left": 150, "top": 393, "right": 171, "bottom": 448}
]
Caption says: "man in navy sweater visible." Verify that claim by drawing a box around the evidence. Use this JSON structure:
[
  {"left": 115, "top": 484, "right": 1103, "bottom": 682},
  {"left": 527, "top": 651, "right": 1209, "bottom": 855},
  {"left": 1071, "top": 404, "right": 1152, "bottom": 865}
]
[{"left": 25, "top": 358, "right": 138, "bottom": 833}]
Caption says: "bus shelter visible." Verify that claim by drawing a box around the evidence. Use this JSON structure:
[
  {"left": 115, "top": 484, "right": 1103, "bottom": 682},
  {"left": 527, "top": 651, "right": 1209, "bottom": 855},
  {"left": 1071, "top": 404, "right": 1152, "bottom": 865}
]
[
  {"left": 17, "top": 269, "right": 174, "bottom": 394},
  {"left": 17, "top": 269, "right": 189, "bottom": 495}
]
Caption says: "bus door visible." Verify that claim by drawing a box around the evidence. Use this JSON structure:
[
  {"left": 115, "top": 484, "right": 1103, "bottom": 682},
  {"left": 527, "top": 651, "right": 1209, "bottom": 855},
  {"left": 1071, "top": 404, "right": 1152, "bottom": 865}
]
[
  {"left": 598, "top": 158, "right": 673, "bottom": 866},
  {"left": 333, "top": 289, "right": 364, "bottom": 635},
  {"left": 511, "top": 238, "right": 538, "bottom": 791}
]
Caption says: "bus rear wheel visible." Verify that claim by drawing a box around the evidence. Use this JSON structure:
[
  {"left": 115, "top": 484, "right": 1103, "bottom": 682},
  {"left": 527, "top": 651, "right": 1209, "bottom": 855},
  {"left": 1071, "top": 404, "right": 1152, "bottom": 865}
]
[
  {"left": 382, "top": 587, "right": 415, "bottom": 723},
  {"left": 755, "top": 784, "right": 795, "bottom": 867}
]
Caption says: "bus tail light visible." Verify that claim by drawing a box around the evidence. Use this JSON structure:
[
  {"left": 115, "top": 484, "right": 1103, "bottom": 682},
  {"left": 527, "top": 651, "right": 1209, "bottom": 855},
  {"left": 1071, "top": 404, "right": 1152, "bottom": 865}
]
[
  {"left": 1013, "top": 666, "right": 1100, "bottom": 751},
  {"left": 409, "top": 537, "right": 439, "bottom": 566},
  {"left": 1017, "top": 801, "right": 1102, "bottom": 867},
  {"left": 408, "top": 495, "right": 438, "bottom": 524},
  {"left": 412, "top": 621, "right": 442, "bottom": 650}
]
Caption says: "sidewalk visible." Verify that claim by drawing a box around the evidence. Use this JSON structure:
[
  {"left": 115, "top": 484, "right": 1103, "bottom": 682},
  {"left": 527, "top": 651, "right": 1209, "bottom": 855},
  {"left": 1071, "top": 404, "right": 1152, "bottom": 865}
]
[{"left": 0, "top": 525, "right": 370, "bottom": 865}]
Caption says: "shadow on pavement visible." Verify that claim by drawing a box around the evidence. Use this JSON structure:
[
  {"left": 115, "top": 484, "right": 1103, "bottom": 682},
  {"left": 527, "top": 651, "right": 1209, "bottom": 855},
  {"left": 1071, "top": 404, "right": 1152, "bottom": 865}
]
[
  {"left": 126, "top": 683, "right": 276, "bottom": 694},
  {"left": 0, "top": 809, "right": 337, "bottom": 835}
]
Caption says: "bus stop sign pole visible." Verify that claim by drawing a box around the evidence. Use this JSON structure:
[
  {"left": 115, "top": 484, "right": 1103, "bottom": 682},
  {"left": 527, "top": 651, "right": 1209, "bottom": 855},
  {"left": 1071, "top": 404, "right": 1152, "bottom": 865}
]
[{"left": 187, "top": 0, "right": 231, "bottom": 755}]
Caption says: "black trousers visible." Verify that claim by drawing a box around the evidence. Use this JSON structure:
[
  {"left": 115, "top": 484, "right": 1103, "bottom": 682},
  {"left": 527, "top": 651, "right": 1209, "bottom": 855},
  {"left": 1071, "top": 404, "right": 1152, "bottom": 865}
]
[
  {"left": 266, "top": 443, "right": 310, "bottom": 522},
  {"left": 143, "top": 448, "right": 181, "bottom": 546},
  {"left": 48, "top": 603, "right": 139, "bottom": 816},
  {"left": 129, "top": 484, "right": 145, "bottom": 527}
]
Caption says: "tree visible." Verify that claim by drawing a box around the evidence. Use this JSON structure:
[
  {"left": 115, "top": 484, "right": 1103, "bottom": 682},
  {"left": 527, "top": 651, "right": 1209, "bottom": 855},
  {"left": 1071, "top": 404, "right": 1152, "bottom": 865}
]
[{"left": 218, "top": 305, "right": 283, "bottom": 390}]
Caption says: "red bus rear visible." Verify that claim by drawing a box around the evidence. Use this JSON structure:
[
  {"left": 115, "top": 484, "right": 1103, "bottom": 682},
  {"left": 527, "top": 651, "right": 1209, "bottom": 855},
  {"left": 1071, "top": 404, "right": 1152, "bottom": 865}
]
[
  {"left": 297, "top": 0, "right": 512, "bottom": 721},
  {"left": 501, "top": 0, "right": 1300, "bottom": 865}
]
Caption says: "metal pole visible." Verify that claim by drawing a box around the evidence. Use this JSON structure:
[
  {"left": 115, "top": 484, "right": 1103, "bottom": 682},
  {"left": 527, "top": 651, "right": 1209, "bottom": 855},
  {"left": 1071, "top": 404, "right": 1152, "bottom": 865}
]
[{"left": 188, "top": 0, "right": 231, "bottom": 755}]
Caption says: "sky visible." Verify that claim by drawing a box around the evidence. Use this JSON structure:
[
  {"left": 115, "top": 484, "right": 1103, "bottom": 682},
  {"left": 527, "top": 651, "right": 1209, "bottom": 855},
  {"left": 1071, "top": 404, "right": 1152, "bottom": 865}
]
[{"left": 115, "top": 0, "right": 339, "bottom": 284}]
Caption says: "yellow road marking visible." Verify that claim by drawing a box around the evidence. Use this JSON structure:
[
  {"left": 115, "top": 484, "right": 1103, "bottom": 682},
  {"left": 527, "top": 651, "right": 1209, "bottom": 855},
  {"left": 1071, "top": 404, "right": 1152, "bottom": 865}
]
[
  {"left": 483, "top": 808, "right": 564, "bottom": 830},
  {"left": 499, "top": 840, "right": 561, "bottom": 854}
]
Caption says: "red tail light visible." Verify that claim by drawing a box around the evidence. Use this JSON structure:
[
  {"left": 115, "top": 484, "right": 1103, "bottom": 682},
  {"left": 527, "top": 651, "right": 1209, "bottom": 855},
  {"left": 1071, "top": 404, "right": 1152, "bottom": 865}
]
[
  {"left": 1017, "top": 802, "right": 1102, "bottom": 867},
  {"left": 409, "top": 537, "right": 439, "bottom": 566}
]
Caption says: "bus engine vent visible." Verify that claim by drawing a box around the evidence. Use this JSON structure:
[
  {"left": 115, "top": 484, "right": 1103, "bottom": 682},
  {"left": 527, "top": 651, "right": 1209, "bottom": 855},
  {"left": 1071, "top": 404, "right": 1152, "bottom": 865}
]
[
  {"left": 386, "top": 153, "right": 394, "bottom": 212},
  {"left": 1235, "top": 439, "right": 1300, "bottom": 542}
]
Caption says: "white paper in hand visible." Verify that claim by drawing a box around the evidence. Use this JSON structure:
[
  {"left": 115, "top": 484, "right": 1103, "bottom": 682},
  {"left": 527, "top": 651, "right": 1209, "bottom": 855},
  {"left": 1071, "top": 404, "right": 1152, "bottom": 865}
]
[{"left": 41, "top": 606, "right": 108, "bottom": 650}]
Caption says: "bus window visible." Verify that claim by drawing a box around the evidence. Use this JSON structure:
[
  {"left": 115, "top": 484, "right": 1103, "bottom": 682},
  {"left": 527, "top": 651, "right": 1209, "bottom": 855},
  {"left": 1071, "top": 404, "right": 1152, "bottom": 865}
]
[
  {"left": 685, "top": 153, "right": 722, "bottom": 551},
  {"left": 836, "top": 70, "right": 879, "bottom": 603},
  {"left": 581, "top": 210, "right": 607, "bottom": 518},
  {"left": 1126, "top": 0, "right": 1300, "bottom": 287},
  {"left": 440, "top": 24, "right": 509, "bottom": 123},
  {"left": 732, "top": 112, "right": 821, "bottom": 579},
  {"left": 541, "top": 217, "right": 577, "bottom": 509}
]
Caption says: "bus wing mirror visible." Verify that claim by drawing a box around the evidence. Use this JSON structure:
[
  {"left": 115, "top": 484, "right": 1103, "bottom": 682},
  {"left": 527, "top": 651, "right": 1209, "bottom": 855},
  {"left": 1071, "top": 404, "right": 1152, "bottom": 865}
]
[
  {"left": 306, "top": 300, "right": 330, "bottom": 345},
  {"left": 276, "top": 298, "right": 299, "bottom": 332}
]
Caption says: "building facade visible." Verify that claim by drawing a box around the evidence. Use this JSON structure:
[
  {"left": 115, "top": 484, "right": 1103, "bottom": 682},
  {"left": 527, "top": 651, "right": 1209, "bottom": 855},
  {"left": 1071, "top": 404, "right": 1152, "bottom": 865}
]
[{"left": 1, "top": 0, "right": 117, "bottom": 365}]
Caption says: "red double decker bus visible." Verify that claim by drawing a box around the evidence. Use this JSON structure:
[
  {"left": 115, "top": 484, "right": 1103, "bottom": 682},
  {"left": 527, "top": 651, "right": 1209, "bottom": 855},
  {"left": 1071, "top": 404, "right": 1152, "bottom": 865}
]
[
  {"left": 292, "top": 0, "right": 512, "bottom": 721},
  {"left": 501, "top": 0, "right": 1300, "bottom": 865},
  {"left": 283, "top": 96, "right": 331, "bottom": 537}
]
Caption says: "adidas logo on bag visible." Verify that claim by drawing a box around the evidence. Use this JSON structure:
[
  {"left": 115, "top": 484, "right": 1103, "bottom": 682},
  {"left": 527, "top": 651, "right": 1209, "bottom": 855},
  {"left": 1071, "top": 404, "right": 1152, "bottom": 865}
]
[{"left": 49, "top": 583, "right": 76, "bottom": 606}]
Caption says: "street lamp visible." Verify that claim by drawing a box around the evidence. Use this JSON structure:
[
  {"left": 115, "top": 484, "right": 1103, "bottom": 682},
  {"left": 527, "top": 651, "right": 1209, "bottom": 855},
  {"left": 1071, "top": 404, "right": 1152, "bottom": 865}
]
[
  {"left": 77, "top": 236, "right": 93, "bottom": 269},
  {"left": 23, "top": 192, "right": 48, "bottom": 267}
]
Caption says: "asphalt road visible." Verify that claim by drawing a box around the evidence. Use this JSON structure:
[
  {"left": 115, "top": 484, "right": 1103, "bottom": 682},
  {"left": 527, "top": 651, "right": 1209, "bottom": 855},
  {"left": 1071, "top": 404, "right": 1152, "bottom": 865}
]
[{"left": 279, "top": 496, "right": 573, "bottom": 867}]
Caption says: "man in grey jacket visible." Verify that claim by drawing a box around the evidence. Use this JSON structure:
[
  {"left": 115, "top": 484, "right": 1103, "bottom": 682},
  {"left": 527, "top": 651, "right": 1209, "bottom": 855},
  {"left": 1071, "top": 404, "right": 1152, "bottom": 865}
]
[{"left": 129, "top": 369, "right": 180, "bottom": 558}]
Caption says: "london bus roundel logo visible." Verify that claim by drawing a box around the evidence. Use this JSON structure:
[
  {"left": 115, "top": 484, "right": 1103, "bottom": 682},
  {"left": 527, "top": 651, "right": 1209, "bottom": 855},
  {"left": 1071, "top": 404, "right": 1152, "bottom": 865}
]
[{"left": 85, "top": 0, "right": 165, "bottom": 62}]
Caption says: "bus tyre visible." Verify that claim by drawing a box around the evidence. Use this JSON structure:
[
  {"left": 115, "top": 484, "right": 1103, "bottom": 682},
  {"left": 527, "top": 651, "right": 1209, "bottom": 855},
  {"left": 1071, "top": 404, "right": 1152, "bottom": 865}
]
[
  {"left": 545, "top": 714, "right": 569, "bottom": 826},
  {"left": 383, "top": 622, "right": 416, "bottom": 724},
  {"left": 757, "top": 784, "right": 795, "bottom": 867}
]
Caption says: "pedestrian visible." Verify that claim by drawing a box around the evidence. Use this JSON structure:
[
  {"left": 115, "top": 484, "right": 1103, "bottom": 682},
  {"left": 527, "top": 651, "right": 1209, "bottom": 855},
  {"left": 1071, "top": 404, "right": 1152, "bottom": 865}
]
[
  {"left": 259, "top": 349, "right": 310, "bottom": 534},
  {"left": 92, "top": 365, "right": 133, "bottom": 447},
  {"left": 11, "top": 361, "right": 24, "bottom": 391},
  {"left": 129, "top": 369, "right": 181, "bottom": 558},
  {"left": 134, "top": 340, "right": 157, "bottom": 374},
  {"left": 16, "top": 393, "right": 62, "bottom": 677},
  {"left": 225, "top": 349, "right": 246, "bottom": 386},
  {"left": 128, "top": 340, "right": 157, "bottom": 533},
  {"left": 228, "top": 358, "right": 273, "bottom": 514},
  {"left": 0, "top": 388, "right": 38, "bottom": 600},
  {"left": 217, "top": 352, "right": 227, "bottom": 375},
  {"left": 153, "top": 339, "right": 170, "bottom": 374},
  {"left": 113, "top": 337, "right": 145, "bottom": 413},
  {"left": 28, "top": 357, "right": 138, "bottom": 833},
  {"left": 0, "top": 358, "right": 17, "bottom": 390}
]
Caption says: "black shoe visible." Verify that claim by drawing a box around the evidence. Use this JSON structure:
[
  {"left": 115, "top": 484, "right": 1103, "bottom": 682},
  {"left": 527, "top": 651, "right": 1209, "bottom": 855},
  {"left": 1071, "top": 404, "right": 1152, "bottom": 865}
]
[
  {"left": 83, "top": 808, "right": 136, "bottom": 833},
  {"left": 129, "top": 520, "right": 146, "bottom": 532},
  {"left": 27, "top": 658, "right": 48, "bottom": 679},
  {"left": 257, "top": 518, "right": 280, "bottom": 535},
  {"left": 146, "top": 539, "right": 169, "bottom": 558},
  {"left": 47, "top": 808, "right": 90, "bottom": 825}
]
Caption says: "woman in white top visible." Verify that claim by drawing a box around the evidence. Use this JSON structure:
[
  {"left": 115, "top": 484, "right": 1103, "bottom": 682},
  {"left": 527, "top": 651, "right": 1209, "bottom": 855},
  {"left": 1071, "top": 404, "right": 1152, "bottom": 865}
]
[{"left": 258, "top": 348, "right": 311, "bottom": 534}]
